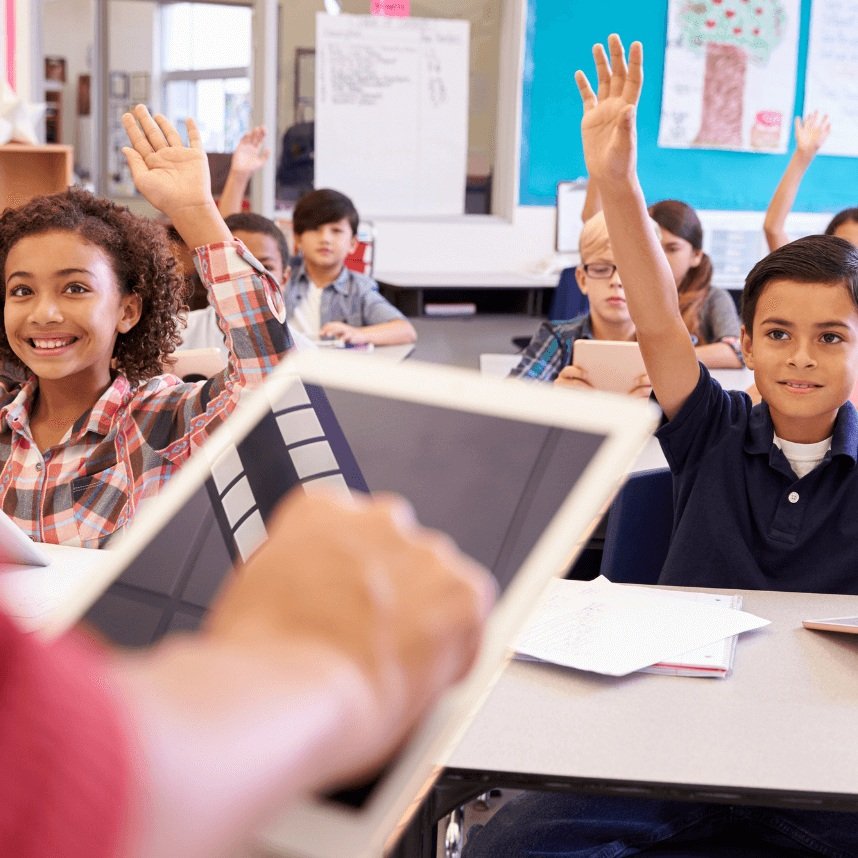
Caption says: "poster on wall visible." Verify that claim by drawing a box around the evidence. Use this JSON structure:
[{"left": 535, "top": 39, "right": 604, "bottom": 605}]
[
  {"left": 658, "top": 0, "right": 800, "bottom": 154},
  {"left": 803, "top": 0, "right": 858, "bottom": 158},
  {"left": 315, "top": 13, "right": 469, "bottom": 217}
]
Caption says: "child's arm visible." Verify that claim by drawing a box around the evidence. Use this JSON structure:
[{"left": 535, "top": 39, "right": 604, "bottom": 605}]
[
  {"left": 575, "top": 35, "right": 699, "bottom": 420},
  {"left": 320, "top": 318, "right": 417, "bottom": 346},
  {"left": 122, "top": 105, "right": 231, "bottom": 250},
  {"left": 217, "top": 126, "right": 270, "bottom": 218},
  {"left": 763, "top": 112, "right": 830, "bottom": 252},
  {"left": 580, "top": 180, "right": 602, "bottom": 222}
]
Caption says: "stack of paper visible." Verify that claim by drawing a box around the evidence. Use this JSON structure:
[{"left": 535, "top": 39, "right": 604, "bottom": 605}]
[{"left": 514, "top": 576, "right": 769, "bottom": 678}]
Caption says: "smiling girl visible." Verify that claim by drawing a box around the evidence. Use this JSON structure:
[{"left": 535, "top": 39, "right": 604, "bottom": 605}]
[{"left": 0, "top": 106, "right": 291, "bottom": 547}]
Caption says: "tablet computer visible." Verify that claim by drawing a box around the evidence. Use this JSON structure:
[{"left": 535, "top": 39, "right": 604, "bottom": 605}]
[
  {"left": 39, "top": 351, "right": 658, "bottom": 858},
  {"left": 573, "top": 339, "right": 647, "bottom": 394},
  {"left": 802, "top": 616, "right": 858, "bottom": 634}
]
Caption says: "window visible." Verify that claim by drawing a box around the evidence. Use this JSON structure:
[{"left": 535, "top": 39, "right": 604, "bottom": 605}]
[{"left": 161, "top": 2, "right": 252, "bottom": 152}]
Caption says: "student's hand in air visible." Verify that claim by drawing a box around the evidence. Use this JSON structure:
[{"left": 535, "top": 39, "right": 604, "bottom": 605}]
[
  {"left": 121, "top": 105, "right": 213, "bottom": 220},
  {"left": 628, "top": 373, "right": 652, "bottom": 399},
  {"left": 320, "top": 321, "right": 369, "bottom": 345},
  {"left": 206, "top": 489, "right": 494, "bottom": 786},
  {"left": 794, "top": 111, "right": 830, "bottom": 159},
  {"left": 554, "top": 365, "right": 593, "bottom": 390},
  {"left": 231, "top": 126, "right": 270, "bottom": 175},
  {"left": 575, "top": 34, "right": 643, "bottom": 187}
]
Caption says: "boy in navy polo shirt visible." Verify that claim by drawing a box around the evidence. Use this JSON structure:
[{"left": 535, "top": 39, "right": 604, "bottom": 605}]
[{"left": 464, "top": 34, "right": 858, "bottom": 858}]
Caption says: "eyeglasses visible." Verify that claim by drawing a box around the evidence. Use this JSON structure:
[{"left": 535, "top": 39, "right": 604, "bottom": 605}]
[{"left": 582, "top": 263, "right": 618, "bottom": 279}]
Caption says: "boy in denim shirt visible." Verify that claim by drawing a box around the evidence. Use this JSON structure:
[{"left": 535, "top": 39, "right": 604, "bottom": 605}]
[{"left": 287, "top": 189, "right": 416, "bottom": 347}]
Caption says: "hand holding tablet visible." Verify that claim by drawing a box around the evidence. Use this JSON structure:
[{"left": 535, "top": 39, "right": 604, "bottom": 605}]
[{"left": 559, "top": 339, "right": 649, "bottom": 396}]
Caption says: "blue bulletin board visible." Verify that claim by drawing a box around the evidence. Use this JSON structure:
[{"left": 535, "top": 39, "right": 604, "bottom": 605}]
[{"left": 520, "top": 0, "right": 856, "bottom": 214}]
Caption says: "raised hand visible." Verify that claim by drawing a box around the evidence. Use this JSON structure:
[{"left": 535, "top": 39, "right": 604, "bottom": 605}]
[
  {"left": 230, "top": 126, "right": 270, "bottom": 175},
  {"left": 121, "top": 105, "right": 213, "bottom": 220},
  {"left": 574, "top": 34, "right": 643, "bottom": 186},
  {"left": 794, "top": 111, "right": 830, "bottom": 159}
]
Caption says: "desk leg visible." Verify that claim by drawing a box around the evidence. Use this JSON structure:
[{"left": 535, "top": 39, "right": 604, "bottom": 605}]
[{"left": 389, "top": 777, "right": 493, "bottom": 858}]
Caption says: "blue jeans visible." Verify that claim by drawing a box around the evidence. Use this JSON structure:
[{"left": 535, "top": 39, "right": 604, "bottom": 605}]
[{"left": 461, "top": 793, "right": 858, "bottom": 857}]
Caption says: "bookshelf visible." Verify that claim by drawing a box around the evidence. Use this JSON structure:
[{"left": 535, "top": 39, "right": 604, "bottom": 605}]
[{"left": 0, "top": 144, "right": 74, "bottom": 212}]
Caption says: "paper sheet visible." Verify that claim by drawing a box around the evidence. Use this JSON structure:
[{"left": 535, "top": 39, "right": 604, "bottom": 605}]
[{"left": 514, "top": 576, "right": 769, "bottom": 677}]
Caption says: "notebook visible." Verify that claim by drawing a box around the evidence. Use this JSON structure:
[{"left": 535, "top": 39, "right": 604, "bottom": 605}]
[{"left": 37, "top": 350, "right": 658, "bottom": 858}]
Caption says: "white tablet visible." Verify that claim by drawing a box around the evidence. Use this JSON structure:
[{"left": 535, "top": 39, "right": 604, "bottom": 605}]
[
  {"left": 573, "top": 339, "right": 647, "bottom": 394},
  {"left": 0, "top": 509, "right": 50, "bottom": 568},
  {"left": 40, "top": 351, "right": 658, "bottom": 858},
  {"left": 802, "top": 616, "right": 858, "bottom": 634}
]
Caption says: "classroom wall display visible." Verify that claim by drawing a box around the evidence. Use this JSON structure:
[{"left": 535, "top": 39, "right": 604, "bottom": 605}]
[
  {"left": 803, "top": 0, "right": 858, "bottom": 158},
  {"left": 658, "top": 0, "right": 799, "bottom": 154},
  {"left": 314, "top": 12, "right": 469, "bottom": 217},
  {"left": 520, "top": 0, "right": 858, "bottom": 214}
]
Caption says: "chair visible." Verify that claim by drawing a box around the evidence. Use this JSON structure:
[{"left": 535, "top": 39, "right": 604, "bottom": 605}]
[
  {"left": 548, "top": 266, "right": 588, "bottom": 321},
  {"left": 511, "top": 267, "right": 589, "bottom": 353},
  {"left": 345, "top": 220, "right": 375, "bottom": 277},
  {"left": 600, "top": 467, "right": 673, "bottom": 584}
]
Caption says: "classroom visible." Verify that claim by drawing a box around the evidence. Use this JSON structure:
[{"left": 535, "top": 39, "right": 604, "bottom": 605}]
[{"left": 4, "top": 1, "right": 858, "bottom": 856}]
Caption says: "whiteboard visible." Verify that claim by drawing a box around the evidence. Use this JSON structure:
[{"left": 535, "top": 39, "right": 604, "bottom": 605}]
[
  {"left": 555, "top": 180, "right": 587, "bottom": 254},
  {"left": 314, "top": 13, "right": 469, "bottom": 217}
]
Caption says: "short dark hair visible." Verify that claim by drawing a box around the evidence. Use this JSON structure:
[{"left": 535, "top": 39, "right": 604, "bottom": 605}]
[
  {"left": 825, "top": 208, "right": 858, "bottom": 237},
  {"left": 224, "top": 212, "right": 290, "bottom": 268},
  {"left": 292, "top": 188, "right": 359, "bottom": 236},
  {"left": 0, "top": 187, "right": 188, "bottom": 385},
  {"left": 741, "top": 234, "right": 858, "bottom": 331}
]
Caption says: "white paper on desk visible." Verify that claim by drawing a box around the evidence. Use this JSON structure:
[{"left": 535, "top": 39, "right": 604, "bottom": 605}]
[
  {"left": 514, "top": 576, "right": 769, "bottom": 677},
  {"left": 0, "top": 545, "right": 103, "bottom": 632}
]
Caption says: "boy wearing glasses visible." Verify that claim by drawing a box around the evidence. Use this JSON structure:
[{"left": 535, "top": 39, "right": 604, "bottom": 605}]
[{"left": 510, "top": 211, "right": 650, "bottom": 396}]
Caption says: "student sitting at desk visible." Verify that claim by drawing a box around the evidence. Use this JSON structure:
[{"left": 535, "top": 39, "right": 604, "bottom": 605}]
[
  {"left": 0, "top": 106, "right": 291, "bottom": 548},
  {"left": 177, "top": 211, "right": 316, "bottom": 356},
  {"left": 286, "top": 189, "right": 417, "bottom": 347},
  {"left": 465, "top": 34, "right": 858, "bottom": 858},
  {"left": 509, "top": 210, "right": 650, "bottom": 396},
  {"left": 513, "top": 203, "right": 741, "bottom": 383}
]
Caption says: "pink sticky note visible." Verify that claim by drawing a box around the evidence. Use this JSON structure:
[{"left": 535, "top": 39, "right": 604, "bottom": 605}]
[{"left": 371, "top": 0, "right": 410, "bottom": 16}]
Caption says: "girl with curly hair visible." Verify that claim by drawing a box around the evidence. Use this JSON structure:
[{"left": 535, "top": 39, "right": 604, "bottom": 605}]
[{"left": 0, "top": 105, "right": 291, "bottom": 547}]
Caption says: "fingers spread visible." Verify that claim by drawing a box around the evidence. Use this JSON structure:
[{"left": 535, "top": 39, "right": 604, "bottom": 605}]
[
  {"left": 122, "top": 111, "right": 154, "bottom": 157},
  {"left": 185, "top": 117, "right": 203, "bottom": 150},
  {"left": 607, "top": 34, "right": 627, "bottom": 98},
  {"left": 575, "top": 70, "right": 596, "bottom": 111},
  {"left": 625, "top": 41, "right": 644, "bottom": 103},
  {"left": 132, "top": 104, "right": 169, "bottom": 150},
  {"left": 154, "top": 112, "right": 185, "bottom": 148}
]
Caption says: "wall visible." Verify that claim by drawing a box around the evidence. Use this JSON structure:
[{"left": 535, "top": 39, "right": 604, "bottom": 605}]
[
  {"left": 278, "top": 0, "right": 501, "bottom": 176},
  {"left": 519, "top": 0, "right": 854, "bottom": 216}
]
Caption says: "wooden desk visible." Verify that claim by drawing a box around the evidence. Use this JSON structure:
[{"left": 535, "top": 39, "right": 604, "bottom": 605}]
[{"left": 375, "top": 270, "right": 558, "bottom": 316}]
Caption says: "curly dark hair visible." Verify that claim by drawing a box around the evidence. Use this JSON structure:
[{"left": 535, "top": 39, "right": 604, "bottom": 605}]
[{"left": 0, "top": 187, "right": 190, "bottom": 385}]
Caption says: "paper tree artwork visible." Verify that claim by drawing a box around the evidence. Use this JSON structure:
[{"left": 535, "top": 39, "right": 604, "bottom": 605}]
[{"left": 658, "top": 0, "right": 800, "bottom": 154}]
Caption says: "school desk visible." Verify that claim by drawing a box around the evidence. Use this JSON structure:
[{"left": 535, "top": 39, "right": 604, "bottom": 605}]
[
  {"left": 394, "top": 586, "right": 858, "bottom": 857},
  {"left": 375, "top": 270, "right": 558, "bottom": 316}
]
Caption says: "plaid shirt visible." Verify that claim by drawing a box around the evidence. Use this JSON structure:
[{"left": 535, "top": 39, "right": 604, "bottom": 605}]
[
  {"left": 509, "top": 314, "right": 593, "bottom": 381},
  {"left": 285, "top": 263, "right": 406, "bottom": 327},
  {"left": 0, "top": 240, "right": 290, "bottom": 548}
]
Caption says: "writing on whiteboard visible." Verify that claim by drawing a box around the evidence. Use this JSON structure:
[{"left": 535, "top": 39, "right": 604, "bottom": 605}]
[{"left": 315, "top": 14, "right": 469, "bottom": 217}]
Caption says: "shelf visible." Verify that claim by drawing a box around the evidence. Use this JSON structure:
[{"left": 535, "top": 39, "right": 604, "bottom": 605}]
[{"left": 0, "top": 144, "right": 74, "bottom": 211}]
